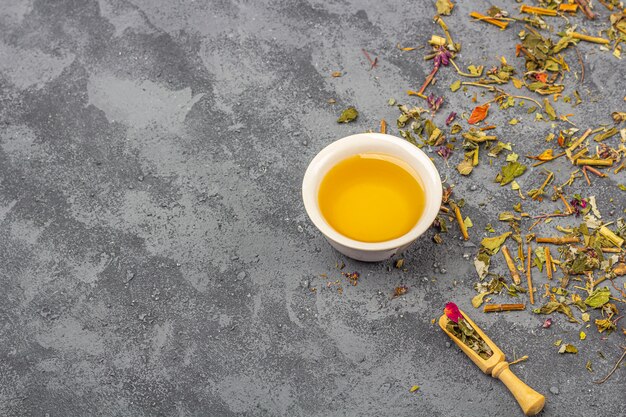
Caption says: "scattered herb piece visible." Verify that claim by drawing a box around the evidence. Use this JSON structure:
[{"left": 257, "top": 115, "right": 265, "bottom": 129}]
[
  {"left": 496, "top": 161, "right": 527, "bottom": 185},
  {"left": 558, "top": 344, "right": 578, "bottom": 354},
  {"left": 337, "top": 107, "right": 358, "bottom": 123},
  {"left": 468, "top": 103, "right": 490, "bottom": 124},
  {"left": 393, "top": 285, "right": 409, "bottom": 298},
  {"left": 585, "top": 287, "right": 611, "bottom": 308}
]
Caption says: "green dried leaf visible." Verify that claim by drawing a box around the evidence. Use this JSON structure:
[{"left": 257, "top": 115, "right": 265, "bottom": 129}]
[
  {"left": 584, "top": 287, "right": 611, "bottom": 308},
  {"left": 435, "top": 0, "right": 454, "bottom": 15},
  {"left": 474, "top": 252, "right": 491, "bottom": 279},
  {"left": 337, "top": 107, "right": 358, "bottom": 123},
  {"left": 544, "top": 98, "right": 556, "bottom": 120},
  {"left": 618, "top": 184, "right": 626, "bottom": 191},
  {"left": 495, "top": 161, "right": 527, "bottom": 186},
  {"left": 457, "top": 159, "right": 474, "bottom": 176},
  {"left": 450, "top": 80, "right": 461, "bottom": 92},
  {"left": 472, "top": 292, "right": 489, "bottom": 308},
  {"left": 533, "top": 301, "right": 578, "bottom": 323},
  {"left": 498, "top": 212, "right": 517, "bottom": 221},
  {"left": 558, "top": 344, "right": 578, "bottom": 354},
  {"left": 480, "top": 232, "right": 512, "bottom": 255},
  {"left": 467, "top": 65, "right": 484, "bottom": 76},
  {"left": 594, "top": 127, "right": 618, "bottom": 142},
  {"left": 595, "top": 318, "right": 616, "bottom": 333}
]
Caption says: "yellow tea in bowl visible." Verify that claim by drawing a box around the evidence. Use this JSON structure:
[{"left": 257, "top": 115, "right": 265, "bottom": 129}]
[{"left": 318, "top": 153, "right": 426, "bottom": 243}]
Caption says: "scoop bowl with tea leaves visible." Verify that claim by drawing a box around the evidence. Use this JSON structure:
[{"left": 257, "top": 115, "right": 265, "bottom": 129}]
[{"left": 439, "top": 303, "right": 545, "bottom": 416}]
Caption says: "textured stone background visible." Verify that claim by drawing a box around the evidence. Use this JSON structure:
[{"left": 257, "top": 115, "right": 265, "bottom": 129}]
[{"left": 0, "top": 0, "right": 624, "bottom": 416}]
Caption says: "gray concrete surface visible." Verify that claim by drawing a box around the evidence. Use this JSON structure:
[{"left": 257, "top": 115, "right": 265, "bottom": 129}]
[{"left": 1, "top": 1, "right": 624, "bottom": 416}]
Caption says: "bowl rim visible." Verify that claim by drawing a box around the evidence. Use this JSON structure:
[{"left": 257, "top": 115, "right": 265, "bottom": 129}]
[{"left": 302, "top": 133, "right": 443, "bottom": 252}]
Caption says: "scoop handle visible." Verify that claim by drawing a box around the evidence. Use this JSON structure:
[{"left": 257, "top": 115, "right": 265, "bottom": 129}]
[{"left": 492, "top": 362, "right": 545, "bottom": 416}]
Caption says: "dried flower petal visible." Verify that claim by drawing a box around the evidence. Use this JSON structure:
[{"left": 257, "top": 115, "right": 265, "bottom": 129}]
[
  {"left": 445, "top": 111, "right": 457, "bottom": 125},
  {"left": 468, "top": 103, "right": 490, "bottom": 124},
  {"left": 444, "top": 302, "right": 463, "bottom": 323}
]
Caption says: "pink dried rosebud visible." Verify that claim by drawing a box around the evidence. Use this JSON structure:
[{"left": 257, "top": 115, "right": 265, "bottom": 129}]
[
  {"left": 444, "top": 302, "right": 463, "bottom": 323},
  {"left": 542, "top": 318, "right": 552, "bottom": 328}
]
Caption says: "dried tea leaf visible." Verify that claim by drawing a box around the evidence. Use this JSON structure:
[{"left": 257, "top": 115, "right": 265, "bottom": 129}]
[
  {"left": 533, "top": 301, "right": 578, "bottom": 323},
  {"left": 457, "top": 159, "right": 474, "bottom": 176},
  {"left": 480, "top": 232, "right": 512, "bottom": 255},
  {"left": 584, "top": 287, "right": 611, "bottom": 308},
  {"left": 509, "top": 118, "right": 519, "bottom": 125},
  {"left": 581, "top": 312, "right": 590, "bottom": 322},
  {"left": 331, "top": 71, "right": 342, "bottom": 77},
  {"left": 435, "top": 0, "right": 454, "bottom": 15},
  {"left": 467, "top": 65, "right": 484, "bottom": 76},
  {"left": 594, "top": 127, "right": 618, "bottom": 142},
  {"left": 393, "top": 285, "right": 409, "bottom": 298},
  {"left": 474, "top": 253, "right": 491, "bottom": 279},
  {"left": 450, "top": 80, "right": 461, "bottom": 92},
  {"left": 462, "top": 128, "right": 496, "bottom": 143},
  {"left": 595, "top": 318, "right": 616, "bottom": 333},
  {"left": 337, "top": 107, "right": 358, "bottom": 123},
  {"left": 468, "top": 103, "right": 490, "bottom": 124},
  {"left": 500, "top": 211, "right": 519, "bottom": 222},
  {"left": 409, "top": 385, "right": 420, "bottom": 393},
  {"left": 496, "top": 161, "right": 527, "bottom": 185},
  {"left": 558, "top": 344, "right": 578, "bottom": 354},
  {"left": 544, "top": 98, "right": 556, "bottom": 120},
  {"left": 472, "top": 292, "right": 489, "bottom": 308},
  {"left": 612, "top": 111, "right": 626, "bottom": 123},
  {"left": 579, "top": 331, "right": 586, "bottom": 340}
]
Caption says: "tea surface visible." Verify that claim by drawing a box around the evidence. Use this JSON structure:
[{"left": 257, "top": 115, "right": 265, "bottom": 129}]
[{"left": 318, "top": 154, "right": 426, "bottom": 242}]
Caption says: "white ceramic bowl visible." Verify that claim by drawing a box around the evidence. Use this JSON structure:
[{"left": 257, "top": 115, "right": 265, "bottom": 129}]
[{"left": 302, "top": 133, "right": 443, "bottom": 262}]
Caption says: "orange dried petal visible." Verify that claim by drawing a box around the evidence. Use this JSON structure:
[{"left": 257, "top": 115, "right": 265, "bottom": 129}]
[{"left": 468, "top": 103, "right": 490, "bottom": 124}]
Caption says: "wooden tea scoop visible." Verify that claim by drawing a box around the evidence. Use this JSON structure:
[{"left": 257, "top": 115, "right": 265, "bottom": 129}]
[{"left": 439, "top": 308, "right": 545, "bottom": 416}]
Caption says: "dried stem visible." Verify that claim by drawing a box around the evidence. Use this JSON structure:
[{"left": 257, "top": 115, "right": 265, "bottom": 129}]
[
  {"left": 380, "top": 119, "right": 387, "bottom": 134},
  {"left": 520, "top": 5, "right": 558, "bottom": 16},
  {"left": 575, "top": 47, "right": 585, "bottom": 83},
  {"left": 453, "top": 204, "right": 469, "bottom": 240},
  {"left": 509, "top": 355, "right": 529, "bottom": 365},
  {"left": 484, "top": 303, "right": 525, "bottom": 313},
  {"left": 461, "top": 82, "right": 543, "bottom": 109},
  {"left": 502, "top": 245, "right": 521, "bottom": 285},
  {"left": 570, "top": 32, "right": 609, "bottom": 44},
  {"left": 449, "top": 58, "right": 482, "bottom": 78},
  {"left": 575, "top": 0, "right": 596, "bottom": 19},
  {"left": 545, "top": 246, "right": 553, "bottom": 280},
  {"left": 536, "top": 236, "right": 580, "bottom": 244},
  {"left": 594, "top": 347, "right": 626, "bottom": 384},
  {"left": 469, "top": 12, "right": 509, "bottom": 29},
  {"left": 527, "top": 245, "right": 534, "bottom": 305},
  {"left": 433, "top": 15, "right": 454, "bottom": 47},
  {"left": 576, "top": 158, "right": 613, "bottom": 167},
  {"left": 582, "top": 166, "right": 592, "bottom": 185},
  {"left": 554, "top": 186, "right": 574, "bottom": 214},
  {"left": 418, "top": 64, "right": 440, "bottom": 95},
  {"left": 584, "top": 165, "right": 607, "bottom": 177}
]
